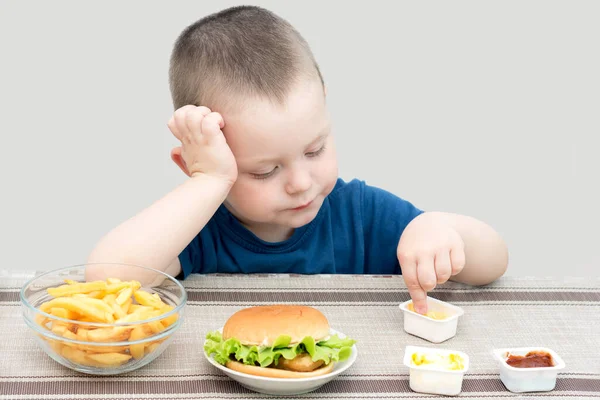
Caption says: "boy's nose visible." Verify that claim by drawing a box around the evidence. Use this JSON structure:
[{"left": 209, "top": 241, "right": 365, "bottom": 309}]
[{"left": 285, "top": 167, "right": 312, "bottom": 195}]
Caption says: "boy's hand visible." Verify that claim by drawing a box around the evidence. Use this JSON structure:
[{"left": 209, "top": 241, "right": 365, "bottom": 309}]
[
  {"left": 167, "top": 105, "right": 238, "bottom": 184},
  {"left": 397, "top": 213, "right": 466, "bottom": 314}
]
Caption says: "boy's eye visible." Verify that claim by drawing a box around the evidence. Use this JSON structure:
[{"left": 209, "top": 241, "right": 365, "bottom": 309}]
[
  {"left": 306, "top": 145, "right": 326, "bottom": 158},
  {"left": 251, "top": 167, "right": 278, "bottom": 180}
]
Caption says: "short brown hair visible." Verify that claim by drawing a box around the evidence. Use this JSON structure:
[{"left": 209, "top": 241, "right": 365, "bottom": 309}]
[{"left": 169, "top": 6, "right": 324, "bottom": 112}]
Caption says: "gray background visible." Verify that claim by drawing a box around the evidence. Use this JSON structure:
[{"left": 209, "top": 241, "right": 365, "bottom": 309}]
[{"left": 1, "top": 1, "right": 598, "bottom": 277}]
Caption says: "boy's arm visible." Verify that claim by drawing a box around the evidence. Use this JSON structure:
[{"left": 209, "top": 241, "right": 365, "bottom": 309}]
[
  {"left": 87, "top": 174, "right": 233, "bottom": 277},
  {"left": 398, "top": 211, "right": 508, "bottom": 313},
  {"left": 431, "top": 212, "right": 509, "bottom": 285},
  {"left": 87, "top": 106, "right": 238, "bottom": 280}
]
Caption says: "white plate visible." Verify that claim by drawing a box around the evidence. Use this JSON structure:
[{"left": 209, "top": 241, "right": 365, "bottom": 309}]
[{"left": 204, "top": 328, "right": 358, "bottom": 395}]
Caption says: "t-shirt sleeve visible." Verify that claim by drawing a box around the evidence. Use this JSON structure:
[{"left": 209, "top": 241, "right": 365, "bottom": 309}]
[
  {"left": 360, "top": 182, "right": 424, "bottom": 274},
  {"left": 177, "top": 235, "right": 201, "bottom": 280},
  {"left": 177, "top": 224, "right": 220, "bottom": 280}
]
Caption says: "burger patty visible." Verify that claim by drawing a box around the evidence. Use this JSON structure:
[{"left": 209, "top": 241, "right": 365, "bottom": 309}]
[{"left": 276, "top": 353, "right": 325, "bottom": 372}]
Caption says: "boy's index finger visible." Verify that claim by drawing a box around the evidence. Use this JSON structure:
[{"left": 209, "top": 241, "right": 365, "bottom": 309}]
[
  {"left": 400, "top": 258, "right": 429, "bottom": 314},
  {"left": 408, "top": 288, "right": 428, "bottom": 315},
  {"left": 401, "top": 257, "right": 427, "bottom": 314}
]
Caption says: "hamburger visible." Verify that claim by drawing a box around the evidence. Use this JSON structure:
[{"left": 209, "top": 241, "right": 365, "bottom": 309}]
[{"left": 204, "top": 305, "right": 356, "bottom": 378}]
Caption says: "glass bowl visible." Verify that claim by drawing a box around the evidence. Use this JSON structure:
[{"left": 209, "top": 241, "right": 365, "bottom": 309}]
[{"left": 20, "top": 263, "right": 187, "bottom": 375}]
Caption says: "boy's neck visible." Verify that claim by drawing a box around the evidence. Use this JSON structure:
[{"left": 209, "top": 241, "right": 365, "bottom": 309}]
[
  {"left": 223, "top": 204, "right": 295, "bottom": 243},
  {"left": 246, "top": 224, "right": 295, "bottom": 243}
]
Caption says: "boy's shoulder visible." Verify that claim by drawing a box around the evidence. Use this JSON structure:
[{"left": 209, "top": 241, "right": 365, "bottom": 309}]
[
  {"left": 327, "top": 177, "right": 422, "bottom": 219},
  {"left": 326, "top": 177, "right": 365, "bottom": 206},
  {"left": 329, "top": 177, "right": 361, "bottom": 194},
  {"left": 328, "top": 177, "right": 401, "bottom": 203}
]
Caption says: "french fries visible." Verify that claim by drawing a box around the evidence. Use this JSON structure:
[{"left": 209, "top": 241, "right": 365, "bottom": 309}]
[{"left": 35, "top": 277, "right": 178, "bottom": 368}]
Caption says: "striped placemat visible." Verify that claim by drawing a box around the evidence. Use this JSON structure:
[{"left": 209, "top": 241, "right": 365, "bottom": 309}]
[{"left": 1, "top": 273, "right": 599, "bottom": 399}]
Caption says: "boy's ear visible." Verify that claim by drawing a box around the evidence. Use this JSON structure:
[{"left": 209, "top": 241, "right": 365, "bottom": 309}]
[
  {"left": 324, "top": 84, "right": 327, "bottom": 97},
  {"left": 170, "top": 147, "right": 191, "bottom": 177}
]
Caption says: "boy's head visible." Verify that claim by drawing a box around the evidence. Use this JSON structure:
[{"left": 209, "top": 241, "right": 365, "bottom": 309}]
[
  {"left": 169, "top": 6, "right": 338, "bottom": 240},
  {"left": 169, "top": 5, "right": 323, "bottom": 112}
]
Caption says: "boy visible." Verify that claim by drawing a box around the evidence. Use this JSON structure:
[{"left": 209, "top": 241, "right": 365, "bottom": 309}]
[{"left": 87, "top": 5, "right": 508, "bottom": 314}]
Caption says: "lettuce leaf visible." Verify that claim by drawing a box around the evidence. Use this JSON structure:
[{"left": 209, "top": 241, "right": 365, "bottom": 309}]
[{"left": 204, "top": 330, "right": 356, "bottom": 368}]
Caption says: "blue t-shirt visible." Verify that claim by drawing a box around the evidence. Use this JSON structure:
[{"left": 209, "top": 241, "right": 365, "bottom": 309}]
[{"left": 178, "top": 178, "right": 423, "bottom": 278}]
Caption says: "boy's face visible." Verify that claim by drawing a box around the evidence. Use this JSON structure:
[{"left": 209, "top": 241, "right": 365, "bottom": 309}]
[{"left": 222, "top": 78, "right": 338, "bottom": 240}]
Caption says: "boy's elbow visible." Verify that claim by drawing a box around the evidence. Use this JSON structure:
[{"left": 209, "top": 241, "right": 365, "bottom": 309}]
[
  {"left": 488, "top": 236, "right": 509, "bottom": 282},
  {"left": 453, "top": 239, "right": 509, "bottom": 286},
  {"left": 85, "top": 246, "right": 141, "bottom": 281},
  {"left": 473, "top": 257, "right": 508, "bottom": 286},
  {"left": 495, "top": 242, "right": 509, "bottom": 279}
]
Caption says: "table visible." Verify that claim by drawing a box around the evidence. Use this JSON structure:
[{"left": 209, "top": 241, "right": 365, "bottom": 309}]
[{"left": 1, "top": 270, "right": 599, "bottom": 399}]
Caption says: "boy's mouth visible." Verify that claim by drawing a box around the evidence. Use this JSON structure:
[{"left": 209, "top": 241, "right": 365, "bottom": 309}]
[{"left": 291, "top": 200, "right": 313, "bottom": 211}]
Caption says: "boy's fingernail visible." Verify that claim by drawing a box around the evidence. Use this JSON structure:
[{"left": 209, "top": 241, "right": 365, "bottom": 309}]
[{"left": 416, "top": 306, "right": 426, "bottom": 314}]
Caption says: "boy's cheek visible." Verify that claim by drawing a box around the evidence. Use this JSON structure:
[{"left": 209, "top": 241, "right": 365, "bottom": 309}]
[
  {"left": 320, "top": 155, "right": 339, "bottom": 192},
  {"left": 230, "top": 178, "right": 265, "bottom": 198},
  {"left": 321, "top": 168, "right": 338, "bottom": 195},
  {"left": 228, "top": 179, "right": 276, "bottom": 210}
]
